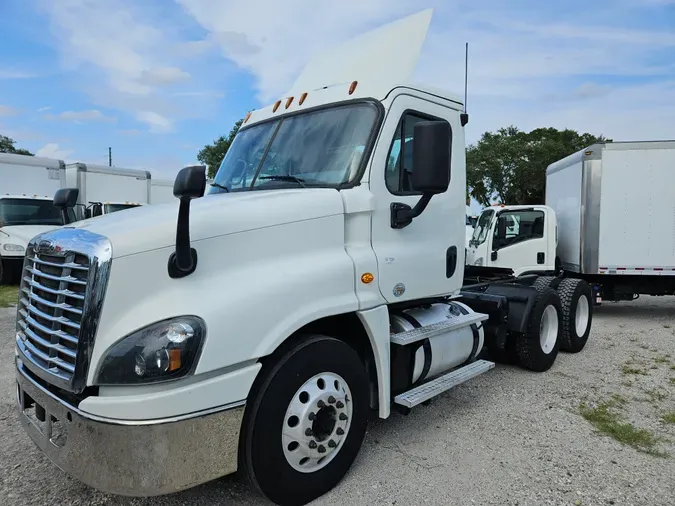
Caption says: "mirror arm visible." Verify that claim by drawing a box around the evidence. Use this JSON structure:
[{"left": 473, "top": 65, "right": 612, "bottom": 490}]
[
  {"left": 168, "top": 198, "right": 198, "bottom": 278},
  {"left": 390, "top": 192, "right": 433, "bottom": 229}
]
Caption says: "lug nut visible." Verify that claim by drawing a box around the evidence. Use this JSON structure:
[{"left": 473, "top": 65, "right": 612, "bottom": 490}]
[
  {"left": 309, "top": 440, "right": 317, "bottom": 449},
  {"left": 317, "top": 400, "right": 326, "bottom": 408},
  {"left": 305, "top": 428, "right": 313, "bottom": 436},
  {"left": 308, "top": 412, "right": 316, "bottom": 421},
  {"left": 336, "top": 427, "right": 345, "bottom": 436},
  {"left": 328, "top": 439, "right": 337, "bottom": 448},
  {"left": 336, "top": 401, "right": 345, "bottom": 409},
  {"left": 328, "top": 396, "right": 336, "bottom": 404},
  {"left": 339, "top": 413, "right": 348, "bottom": 421},
  {"left": 318, "top": 445, "right": 326, "bottom": 454}
]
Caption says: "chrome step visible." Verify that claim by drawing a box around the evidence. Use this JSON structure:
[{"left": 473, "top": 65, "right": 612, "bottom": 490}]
[
  {"left": 394, "top": 359, "right": 495, "bottom": 408},
  {"left": 390, "top": 312, "right": 489, "bottom": 346}
]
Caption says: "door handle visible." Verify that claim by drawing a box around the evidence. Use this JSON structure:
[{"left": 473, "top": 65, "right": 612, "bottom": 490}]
[{"left": 491, "top": 251, "right": 498, "bottom": 261}]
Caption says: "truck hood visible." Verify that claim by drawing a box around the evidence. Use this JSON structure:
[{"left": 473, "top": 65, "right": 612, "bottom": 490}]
[
  {"left": 68, "top": 188, "right": 346, "bottom": 258},
  {"left": 0, "top": 225, "right": 62, "bottom": 244}
]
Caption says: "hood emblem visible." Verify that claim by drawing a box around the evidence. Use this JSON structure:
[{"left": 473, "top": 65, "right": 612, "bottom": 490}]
[{"left": 35, "top": 239, "right": 56, "bottom": 255}]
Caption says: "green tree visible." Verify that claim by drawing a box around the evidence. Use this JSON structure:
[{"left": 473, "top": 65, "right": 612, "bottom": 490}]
[
  {"left": 198, "top": 118, "right": 243, "bottom": 179},
  {"left": 0, "top": 134, "right": 34, "bottom": 156},
  {"left": 466, "top": 126, "right": 611, "bottom": 206}
]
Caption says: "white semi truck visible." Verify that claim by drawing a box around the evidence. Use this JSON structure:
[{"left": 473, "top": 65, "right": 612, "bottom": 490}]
[
  {"left": 13, "top": 11, "right": 594, "bottom": 506},
  {"left": 466, "top": 141, "right": 675, "bottom": 305},
  {"left": 0, "top": 153, "right": 74, "bottom": 284}
]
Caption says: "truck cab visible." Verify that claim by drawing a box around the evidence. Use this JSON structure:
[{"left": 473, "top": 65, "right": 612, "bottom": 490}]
[
  {"left": 85, "top": 201, "right": 144, "bottom": 218},
  {"left": 466, "top": 204, "right": 558, "bottom": 277},
  {"left": 0, "top": 195, "right": 75, "bottom": 284}
]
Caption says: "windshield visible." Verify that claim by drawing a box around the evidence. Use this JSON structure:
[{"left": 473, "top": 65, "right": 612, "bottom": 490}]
[
  {"left": 0, "top": 198, "right": 63, "bottom": 226},
  {"left": 104, "top": 203, "right": 141, "bottom": 213},
  {"left": 470, "top": 209, "right": 494, "bottom": 246},
  {"left": 209, "top": 102, "right": 379, "bottom": 194}
]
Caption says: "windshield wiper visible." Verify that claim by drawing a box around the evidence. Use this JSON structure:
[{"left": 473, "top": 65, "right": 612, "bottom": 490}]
[
  {"left": 210, "top": 182, "right": 229, "bottom": 192},
  {"left": 258, "top": 175, "right": 306, "bottom": 187}
]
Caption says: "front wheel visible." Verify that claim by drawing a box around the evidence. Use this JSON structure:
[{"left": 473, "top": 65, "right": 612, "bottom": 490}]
[{"left": 240, "top": 335, "right": 369, "bottom": 506}]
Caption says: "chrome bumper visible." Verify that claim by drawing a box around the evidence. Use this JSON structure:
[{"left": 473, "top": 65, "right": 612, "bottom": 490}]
[{"left": 16, "top": 362, "right": 245, "bottom": 497}]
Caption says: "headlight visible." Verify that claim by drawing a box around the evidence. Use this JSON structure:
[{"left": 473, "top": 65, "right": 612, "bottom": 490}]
[
  {"left": 474, "top": 257, "right": 483, "bottom": 266},
  {"left": 95, "top": 316, "right": 206, "bottom": 385},
  {"left": 3, "top": 243, "right": 24, "bottom": 252}
]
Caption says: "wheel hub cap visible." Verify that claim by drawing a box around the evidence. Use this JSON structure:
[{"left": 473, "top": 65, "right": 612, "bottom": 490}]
[{"left": 282, "top": 372, "right": 353, "bottom": 473}]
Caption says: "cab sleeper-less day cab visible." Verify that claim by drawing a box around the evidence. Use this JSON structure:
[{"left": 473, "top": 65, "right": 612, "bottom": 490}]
[{"left": 13, "top": 11, "right": 594, "bottom": 506}]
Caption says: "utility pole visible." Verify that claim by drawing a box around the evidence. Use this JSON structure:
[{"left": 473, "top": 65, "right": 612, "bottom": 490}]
[{"left": 108, "top": 147, "right": 112, "bottom": 167}]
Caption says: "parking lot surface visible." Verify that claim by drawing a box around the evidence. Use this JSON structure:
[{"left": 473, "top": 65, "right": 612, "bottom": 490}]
[{"left": 1, "top": 297, "right": 674, "bottom": 505}]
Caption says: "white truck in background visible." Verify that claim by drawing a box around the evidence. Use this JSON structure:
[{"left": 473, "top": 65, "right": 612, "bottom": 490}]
[
  {"left": 0, "top": 153, "right": 74, "bottom": 284},
  {"left": 65, "top": 163, "right": 151, "bottom": 218},
  {"left": 13, "top": 11, "right": 595, "bottom": 505},
  {"left": 466, "top": 140, "right": 675, "bottom": 305}
]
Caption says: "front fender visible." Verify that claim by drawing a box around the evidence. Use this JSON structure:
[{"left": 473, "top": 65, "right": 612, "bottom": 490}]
[{"left": 88, "top": 213, "right": 358, "bottom": 385}]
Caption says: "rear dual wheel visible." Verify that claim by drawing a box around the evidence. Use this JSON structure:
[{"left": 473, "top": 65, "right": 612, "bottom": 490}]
[
  {"left": 514, "top": 286, "right": 562, "bottom": 372},
  {"left": 240, "top": 335, "right": 369, "bottom": 506}
]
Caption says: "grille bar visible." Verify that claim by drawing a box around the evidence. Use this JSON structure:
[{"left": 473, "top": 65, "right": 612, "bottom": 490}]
[
  {"left": 22, "top": 276, "right": 86, "bottom": 300},
  {"left": 25, "top": 265, "right": 88, "bottom": 286},
  {"left": 20, "top": 288, "right": 83, "bottom": 315},
  {"left": 22, "top": 302, "right": 81, "bottom": 330}
]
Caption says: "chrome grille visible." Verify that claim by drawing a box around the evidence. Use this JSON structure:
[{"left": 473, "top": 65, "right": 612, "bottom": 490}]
[{"left": 15, "top": 228, "right": 112, "bottom": 393}]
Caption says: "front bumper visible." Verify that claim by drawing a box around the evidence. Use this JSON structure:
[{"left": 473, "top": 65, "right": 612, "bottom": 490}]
[{"left": 16, "top": 362, "right": 245, "bottom": 497}]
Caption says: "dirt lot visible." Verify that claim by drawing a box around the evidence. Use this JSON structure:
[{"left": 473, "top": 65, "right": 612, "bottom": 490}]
[{"left": 1, "top": 296, "right": 674, "bottom": 505}]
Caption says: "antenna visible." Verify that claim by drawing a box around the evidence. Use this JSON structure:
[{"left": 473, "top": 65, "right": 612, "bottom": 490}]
[{"left": 460, "top": 42, "right": 469, "bottom": 127}]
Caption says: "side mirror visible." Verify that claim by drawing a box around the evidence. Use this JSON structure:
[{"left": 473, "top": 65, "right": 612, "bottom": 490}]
[
  {"left": 53, "top": 188, "right": 79, "bottom": 225},
  {"left": 85, "top": 208, "right": 92, "bottom": 219},
  {"left": 410, "top": 120, "right": 451, "bottom": 194},
  {"left": 390, "top": 120, "right": 451, "bottom": 229},
  {"left": 168, "top": 165, "right": 207, "bottom": 278}
]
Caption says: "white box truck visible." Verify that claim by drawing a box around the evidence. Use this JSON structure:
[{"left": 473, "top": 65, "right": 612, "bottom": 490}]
[
  {"left": 65, "top": 163, "right": 151, "bottom": 217},
  {"left": 466, "top": 140, "right": 675, "bottom": 304},
  {"left": 13, "top": 11, "right": 594, "bottom": 505},
  {"left": 150, "top": 177, "right": 175, "bottom": 204},
  {"left": 0, "top": 153, "right": 74, "bottom": 284}
]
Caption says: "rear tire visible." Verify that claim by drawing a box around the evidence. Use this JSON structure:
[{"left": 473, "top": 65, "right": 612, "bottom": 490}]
[
  {"left": 515, "top": 287, "right": 562, "bottom": 372},
  {"left": 240, "top": 335, "right": 369, "bottom": 506},
  {"left": 0, "top": 257, "right": 11, "bottom": 285},
  {"left": 532, "top": 276, "right": 555, "bottom": 291},
  {"left": 556, "top": 278, "right": 593, "bottom": 353}
]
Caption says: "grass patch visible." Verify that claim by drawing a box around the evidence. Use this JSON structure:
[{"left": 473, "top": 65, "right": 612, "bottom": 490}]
[
  {"left": 622, "top": 364, "right": 648, "bottom": 376},
  {"left": 670, "top": 378, "right": 675, "bottom": 385},
  {"left": 654, "top": 355, "right": 671, "bottom": 365},
  {"left": 579, "top": 396, "right": 666, "bottom": 457},
  {"left": 645, "top": 388, "right": 668, "bottom": 403},
  {"left": 662, "top": 412, "right": 675, "bottom": 425},
  {"left": 0, "top": 285, "right": 19, "bottom": 308},
  {"left": 670, "top": 365, "right": 675, "bottom": 371}
]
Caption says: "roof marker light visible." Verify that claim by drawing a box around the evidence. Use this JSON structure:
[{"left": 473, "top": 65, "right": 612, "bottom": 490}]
[
  {"left": 299, "top": 92, "right": 308, "bottom": 105},
  {"left": 285, "top": 96, "right": 294, "bottom": 109},
  {"left": 348, "top": 81, "right": 358, "bottom": 95},
  {"left": 273, "top": 100, "right": 281, "bottom": 113}
]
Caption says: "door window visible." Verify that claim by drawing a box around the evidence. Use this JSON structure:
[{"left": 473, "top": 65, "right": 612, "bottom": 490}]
[
  {"left": 385, "top": 111, "right": 451, "bottom": 195},
  {"left": 492, "top": 210, "right": 545, "bottom": 250}
]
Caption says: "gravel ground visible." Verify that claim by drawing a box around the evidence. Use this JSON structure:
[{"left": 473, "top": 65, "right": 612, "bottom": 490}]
[{"left": 1, "top": 297, "right": 674, "bottom": 506}]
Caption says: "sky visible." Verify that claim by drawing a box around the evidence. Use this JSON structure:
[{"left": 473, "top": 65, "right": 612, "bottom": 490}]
[{"left": 1, "top": 0, "right": 674, "bottom": 208}]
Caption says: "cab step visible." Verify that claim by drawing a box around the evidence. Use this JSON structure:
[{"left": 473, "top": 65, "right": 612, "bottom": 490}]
[
  {"left": 393, "top": 359, "right": 495, "bottom": 408},
  {"left": 390, "top": 312, "right": 489, "bottom": 346}
]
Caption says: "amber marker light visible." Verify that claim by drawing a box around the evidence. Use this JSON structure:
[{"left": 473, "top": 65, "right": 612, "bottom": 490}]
[
  {"left": 349, "top": 80, "right": 358, "bottom": 95},
  {"left": 285, "top": 96, "right": 294, "bottom": 109},
  {"left": 299, "top": 92, "right": 308, "bottom": 105},
  {"left": 361, "top": 272, "right": 374, "bottom": 284},
  {"left": 273, "top": 100, "right": 281, "bottom": 112}
]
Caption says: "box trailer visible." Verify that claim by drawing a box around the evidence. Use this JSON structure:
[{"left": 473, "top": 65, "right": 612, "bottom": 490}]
[
  {"left": 467, "top": 140, "right": 675, "bottom": 304},
  {"left": 150, "top": 177, "right": 175, "bottom": 204},
  {"left": 65, "top": 163, "right": 152, "bottom": 217},
  {"left": 0, "top": 153, "right": 73, "bottom": 284}
]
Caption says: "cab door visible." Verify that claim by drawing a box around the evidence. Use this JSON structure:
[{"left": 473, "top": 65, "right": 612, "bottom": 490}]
[
  {"left": 369, "top": 93, "right": 465, "bottom": 303},
  {"left": 488, "top": 207, "right": 550, "bottom": 275}
]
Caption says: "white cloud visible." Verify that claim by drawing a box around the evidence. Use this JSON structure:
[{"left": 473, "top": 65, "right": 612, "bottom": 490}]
[
  {"left": 37, "top": 0, "right": 212, "bottom": 132},
  {"left": 136, "top": 111, "right": 173, "bottom": 133},
  {"left": 37, "top": 106, "right": 52, "bottom": 113},
  {"left": 0, "top": 105, "right": 18, "bottom": 116},
  {"left": 45, "top": 109, "right": 116, "bottom": 123},
  {"left": 36, "top": 143, "right": 74, "bottom": 160},
  {"left": 0, "top": 70, "right": 37, "bottom": 80}
]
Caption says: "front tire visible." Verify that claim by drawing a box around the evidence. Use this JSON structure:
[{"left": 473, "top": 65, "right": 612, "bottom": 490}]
[
  {"left": 557, "top": 278, "right": 593, "bottom": 353},
  {"left": 240, "top": 335, "right": 369, "bottom": 506},
  {"left": 515, "top": 287, "right": 562, "bottom": 372}
]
